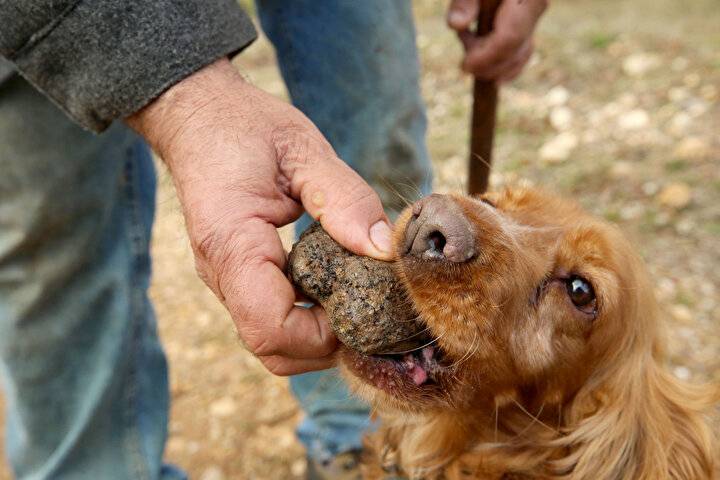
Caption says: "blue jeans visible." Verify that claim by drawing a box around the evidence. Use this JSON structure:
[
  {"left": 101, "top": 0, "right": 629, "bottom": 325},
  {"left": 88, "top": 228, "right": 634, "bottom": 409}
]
[
  {"left": 0, "top": 75, "right": 184, "bottom": 479},
  {"left": 0, "top": 1, "right": 430, "bottom": 477}
]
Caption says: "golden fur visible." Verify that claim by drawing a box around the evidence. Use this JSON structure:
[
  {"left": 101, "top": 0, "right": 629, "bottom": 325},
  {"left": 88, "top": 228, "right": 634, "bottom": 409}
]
[{"left": 339, "top": 186, "right": 718, "bottom": 480}]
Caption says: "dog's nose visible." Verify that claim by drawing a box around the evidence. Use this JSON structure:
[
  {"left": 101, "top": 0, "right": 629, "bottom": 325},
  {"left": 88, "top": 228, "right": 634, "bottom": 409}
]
[{"left": 404, "top": 194, "right": 475, "bottom": 263}]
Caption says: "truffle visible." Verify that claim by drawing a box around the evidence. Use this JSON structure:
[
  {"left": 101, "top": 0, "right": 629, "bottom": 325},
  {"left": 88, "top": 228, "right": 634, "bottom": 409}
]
[{"left": 288, "top": 223, "right": 428, "bottom": 355}]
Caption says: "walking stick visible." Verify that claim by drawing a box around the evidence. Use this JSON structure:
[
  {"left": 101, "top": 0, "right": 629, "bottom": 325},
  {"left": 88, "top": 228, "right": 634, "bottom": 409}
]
[{"left": 468, "top": 0, "right": 502, "bottom": 195}]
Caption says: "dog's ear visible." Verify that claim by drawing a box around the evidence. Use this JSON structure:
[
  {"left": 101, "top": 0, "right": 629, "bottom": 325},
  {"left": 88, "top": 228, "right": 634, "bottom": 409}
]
[
  {"left": 646, "top": 367, "right": 718, "bottom": 479},
  {"left": 554, "top": 360, "right": 718, "bottom": 480}
]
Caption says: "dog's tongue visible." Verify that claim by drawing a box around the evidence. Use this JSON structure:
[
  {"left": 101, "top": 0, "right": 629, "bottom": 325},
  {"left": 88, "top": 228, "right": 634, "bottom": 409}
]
[
  {"left": 404, "top": 359, "right": 428, "bottom": 385},
  {"left": 402, "top": 347, "right": 436, "bottom": 385}
]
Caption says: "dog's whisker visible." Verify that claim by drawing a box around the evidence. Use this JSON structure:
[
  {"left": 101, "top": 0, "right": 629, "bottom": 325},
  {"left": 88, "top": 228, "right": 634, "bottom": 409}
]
[
  {"left": 379, "top": 330, "right": 446, "bottom": 355},
  {"left": 509, "top": 398, "right": 557, "bottom": 435},
  {"left": 447, "top": 331, "right": 479, "bottom": 370},
  {"left": 379, "top": 177, "right": 417, "bottom": 209},
  {"left": 495, "top": 402, "right": 500, "bottom": 443}
]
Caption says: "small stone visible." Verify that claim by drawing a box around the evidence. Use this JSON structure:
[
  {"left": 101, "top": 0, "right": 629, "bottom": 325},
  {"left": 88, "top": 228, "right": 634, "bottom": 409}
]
[
  {"left": 675, "top": 218, "right": 694, "bottom": 235},
  {"left": 489, "top": 172, "right": 505, "bottom": 187},
  {"left": 549, "top": 106, "right": 574, "bottom": 131},
  {"left": 291, "top": 459, "right": 307, "bottom": 477},
  {"left": 582, "top": 130, "right": 600, "bottom": 143},
  {"left": 654, "top": 211, "right": 671, "bottom": 226},
  {"left": 657, "top": 182, "right": 692, "bottom": 209},
  {"left": 618, "top": 93, "right": 639, "bottom": 108},
  {"left": 656, "top": 277, "right": 677, "bottom": 301},
  {"left": 545, "top": 85, "right": 570, "bottom": 106},
  {"left": 610, "top": 161, "right": 634, "bottom": 179},
  {"left": 668, "top": 112, "right": 692, "bottom": 136},
  {"left": 686, "top": 99, "right": 709, "bottom": 117},
  {"left": 200, "top": 466, "right": 226, "bottom": 480},
  {"left": 668, "top": 87, "right": 689, "bottom": 103},
  {"left": 673, "top": 137, "right": 710, "bottom": 161},
  {"left": 195, "top": 311, "right": 211, "bottom": 328},
  {"left": 622, "top": 53, "right": 659, "bottom": 77},
  {"left": 618, "top": 109, "right": 650, "bottom": 130},
  {"left": 539, "top": 132, "right": 579, "bottom": 163},
  {"left": 642, "top": 181, "right": 660, "bottom": 196},
  {"left": 699, "top": 282, "right": 716, "bottom": 297},
  {"left": 601, "top": 101, "right": 622, "bottom": 118},
  {"left": 700, "top": 84, "right": 718, "bottom": 101},
  {"left": 683, "top": 73, "right": 701, "bottom": 88},
  {"left": 671, "top": 57, "right": 689, "bottom": 71},
  {"left": 619, "top": 203, "right": 644, "bottom": 220},
  {"left": 210, "top": 397, "right": 237, "bottom": 418},
  {"left": 671, "top": 305, "right": 694, "bottom": 325},
  {"left": 166, "top": 437, "right": 186, "bottom": 454}
]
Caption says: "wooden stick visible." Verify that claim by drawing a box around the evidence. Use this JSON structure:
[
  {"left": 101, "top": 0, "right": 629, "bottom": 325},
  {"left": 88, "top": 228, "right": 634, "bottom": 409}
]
[{"left": 468, "top": 0, "right": 502, "bottom": 195}]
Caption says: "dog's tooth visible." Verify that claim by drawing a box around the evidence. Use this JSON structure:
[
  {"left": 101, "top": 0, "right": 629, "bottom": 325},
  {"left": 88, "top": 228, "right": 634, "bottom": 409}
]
[
  {"left": 403, "top": 354, "right": 416, "bottom": 369},
  {"left": 422, "top": 346, "right": 434, "bottom": 362}
]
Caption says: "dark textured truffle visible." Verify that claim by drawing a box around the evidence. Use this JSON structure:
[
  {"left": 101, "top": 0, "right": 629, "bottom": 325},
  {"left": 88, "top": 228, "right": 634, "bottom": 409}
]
[{"left": 288, "top": 223, "right": 428, "bottom": 355}]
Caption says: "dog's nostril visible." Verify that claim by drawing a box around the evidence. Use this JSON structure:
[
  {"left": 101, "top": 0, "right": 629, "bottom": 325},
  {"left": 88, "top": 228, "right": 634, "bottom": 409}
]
[
  {"left": 427, "top": 231, "right": 446, "bottom": 254},
  {"left": 404, "top": 195, "right": 476, "bottom": 263}
]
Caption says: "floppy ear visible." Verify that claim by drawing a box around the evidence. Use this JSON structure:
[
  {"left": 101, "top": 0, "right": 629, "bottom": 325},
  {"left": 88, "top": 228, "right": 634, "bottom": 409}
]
[
  {"left": 646, "top": 366, "right": 718, "bottom": 479},
  {"left": 552, "top": 359, "right": 718, "bottom": 480},
  {"left": 552, "top": 244, "right": 720, "bottom": 479}
]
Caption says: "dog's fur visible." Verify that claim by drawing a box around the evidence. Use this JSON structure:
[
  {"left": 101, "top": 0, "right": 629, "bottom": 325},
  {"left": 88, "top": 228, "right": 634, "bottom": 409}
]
[{"left": 340, "top": 186, "right": 718, "bottom": 480}]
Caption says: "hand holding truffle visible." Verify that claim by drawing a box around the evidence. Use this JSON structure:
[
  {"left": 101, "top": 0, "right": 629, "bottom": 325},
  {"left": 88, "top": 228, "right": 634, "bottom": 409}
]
[{"left": 128, "top": 59, "right": 393, "bottom": 376}]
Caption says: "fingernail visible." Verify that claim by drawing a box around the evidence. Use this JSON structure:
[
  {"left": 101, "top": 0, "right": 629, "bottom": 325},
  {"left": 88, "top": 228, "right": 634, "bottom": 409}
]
[{"left": 370, "top": 221, "right": 393, "bottom": 254}]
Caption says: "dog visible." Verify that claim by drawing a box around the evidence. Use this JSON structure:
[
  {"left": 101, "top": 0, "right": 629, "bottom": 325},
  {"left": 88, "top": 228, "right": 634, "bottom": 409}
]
[{"left": 339, "top": 186, "right": 718, "bottom": 479}]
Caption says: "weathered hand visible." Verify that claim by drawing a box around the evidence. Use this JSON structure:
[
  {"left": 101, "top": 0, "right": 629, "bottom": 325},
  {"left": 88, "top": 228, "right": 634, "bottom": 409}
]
[
  {"left": 447, "top": 0, "right": 548, "bottom": 82},
  {"left": 127, "top": 59, "right": 393, "bottom": 375}
]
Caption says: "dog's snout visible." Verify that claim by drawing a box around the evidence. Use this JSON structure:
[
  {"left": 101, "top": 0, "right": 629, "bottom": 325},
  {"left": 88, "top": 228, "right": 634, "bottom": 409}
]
[{"left": 404, "top": 194, "right": 475, "bottom": 263}]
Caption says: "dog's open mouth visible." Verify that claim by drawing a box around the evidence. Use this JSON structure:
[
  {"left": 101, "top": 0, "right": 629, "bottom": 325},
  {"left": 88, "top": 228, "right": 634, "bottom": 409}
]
[{"left": 342, "top": 338, "right": 450, "bottom": 393}]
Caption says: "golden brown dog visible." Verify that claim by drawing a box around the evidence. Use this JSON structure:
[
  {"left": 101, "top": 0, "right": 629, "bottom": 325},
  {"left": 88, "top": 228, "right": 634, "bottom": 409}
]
[{"left": 339, "top": 186, "right": 718, "bottom": 480}]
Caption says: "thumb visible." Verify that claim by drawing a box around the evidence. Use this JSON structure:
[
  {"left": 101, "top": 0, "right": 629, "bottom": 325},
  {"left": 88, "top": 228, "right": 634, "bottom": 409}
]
[
  {"left": 447, "top": 0, "right": 481, "bottom": 31},
  {"left": 290, "top": 154, "right": 394, "bottom": 261}
]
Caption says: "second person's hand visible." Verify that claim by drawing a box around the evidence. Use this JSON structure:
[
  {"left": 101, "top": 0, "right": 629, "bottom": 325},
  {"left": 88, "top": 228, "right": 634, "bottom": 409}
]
[{"left": 447, "top": 0, "right": 548, "bottom": 83}]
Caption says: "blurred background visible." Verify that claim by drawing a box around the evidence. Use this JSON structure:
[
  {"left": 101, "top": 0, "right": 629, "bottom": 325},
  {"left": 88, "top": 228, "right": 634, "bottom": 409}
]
[{"left": 1, "top": 0, "right": 718, "bottom": 478}]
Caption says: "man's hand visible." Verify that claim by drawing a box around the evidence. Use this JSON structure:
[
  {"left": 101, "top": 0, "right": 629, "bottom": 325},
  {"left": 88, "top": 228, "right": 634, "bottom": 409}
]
[
  {"left": 127, "top": 59, "right": 394, "bottom": 375},
  {"left": 447, "top": 0, "right": 548, "bottom": 82}
]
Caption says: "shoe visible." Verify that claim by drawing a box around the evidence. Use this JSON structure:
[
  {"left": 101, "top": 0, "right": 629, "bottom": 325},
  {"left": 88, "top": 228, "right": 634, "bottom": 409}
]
[{"left": 305, "top": 450, "right": 363, "bottom": 480}]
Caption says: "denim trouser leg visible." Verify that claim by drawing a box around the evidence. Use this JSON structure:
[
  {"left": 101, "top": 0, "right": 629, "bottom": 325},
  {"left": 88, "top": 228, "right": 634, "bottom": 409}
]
[
  {"left": 256, "top": 0, "right": 432, "bottom": 462},
  {"left": 0, "top": 76, "right": 183, "bottom": 479}
]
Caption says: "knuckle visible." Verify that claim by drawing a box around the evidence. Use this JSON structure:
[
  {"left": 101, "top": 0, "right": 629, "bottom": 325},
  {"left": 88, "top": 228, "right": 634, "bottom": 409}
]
[
  {"left": 262, "top": 357, "right": 293, "bottom": 377},
  {"left": 245, "top": 334, "right": 280, "bottom": 358},
  {"left": 271, "top": 122, "right": 335, "bottom": 171},
  {"left": 191, "top": 224, "right": 233, "bottom": 297},
  {"left": 191, "top": 216, "right": 232, "bottom": 263},
  {"left": 191, "top": 224, "right": 268, "bottom": 305},
  {"left": 496, "top": 30, "right": 524, "bottom": 50}
]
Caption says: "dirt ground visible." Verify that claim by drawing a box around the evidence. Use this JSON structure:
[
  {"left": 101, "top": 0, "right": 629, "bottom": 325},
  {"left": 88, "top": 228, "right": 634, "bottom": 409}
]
[{"left": 1, "top": 0, "right": 718, "bottom": 478}]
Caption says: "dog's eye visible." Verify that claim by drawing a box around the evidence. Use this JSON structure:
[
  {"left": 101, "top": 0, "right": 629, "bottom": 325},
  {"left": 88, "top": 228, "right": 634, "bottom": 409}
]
[{"left": 566, "top": 276, "right": 596, "bottom": 310}]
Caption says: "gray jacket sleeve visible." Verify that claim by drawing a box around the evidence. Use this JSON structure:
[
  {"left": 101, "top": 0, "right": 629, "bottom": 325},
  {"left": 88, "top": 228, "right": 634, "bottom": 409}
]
[{"left": 0, "top": 1, "right": 257, "bottom": 132}]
